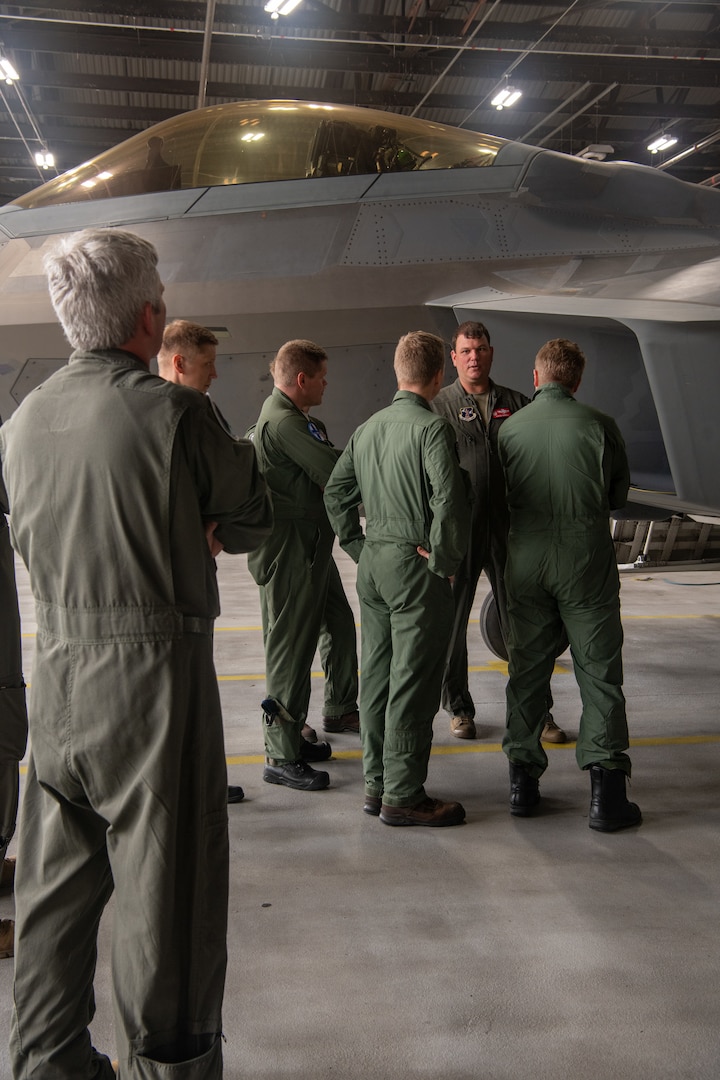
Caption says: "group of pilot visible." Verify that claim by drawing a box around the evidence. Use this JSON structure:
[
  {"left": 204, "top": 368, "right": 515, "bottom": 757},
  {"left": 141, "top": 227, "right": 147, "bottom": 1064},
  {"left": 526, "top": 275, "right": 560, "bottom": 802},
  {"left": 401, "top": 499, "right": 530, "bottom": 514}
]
[
  {"left": 0, "top": 228, "right": 640, "bottom": 1079},
  {"left": 232, "top": 318, "right": 640, "bottom": 833}
]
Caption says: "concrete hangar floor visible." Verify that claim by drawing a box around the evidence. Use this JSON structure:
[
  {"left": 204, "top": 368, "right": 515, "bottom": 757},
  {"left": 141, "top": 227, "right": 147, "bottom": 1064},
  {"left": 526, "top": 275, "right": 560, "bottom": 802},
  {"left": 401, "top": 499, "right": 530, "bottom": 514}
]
[{"left": 1, "top": 548, "right": 719, "bottom": 1080}]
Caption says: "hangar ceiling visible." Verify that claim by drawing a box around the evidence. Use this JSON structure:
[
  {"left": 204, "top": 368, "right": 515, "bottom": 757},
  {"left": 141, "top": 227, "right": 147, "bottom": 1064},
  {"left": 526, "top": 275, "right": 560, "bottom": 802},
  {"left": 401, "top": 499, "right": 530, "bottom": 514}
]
[{"left": 0, "top": 0, "right": 718, "bottom": 204}]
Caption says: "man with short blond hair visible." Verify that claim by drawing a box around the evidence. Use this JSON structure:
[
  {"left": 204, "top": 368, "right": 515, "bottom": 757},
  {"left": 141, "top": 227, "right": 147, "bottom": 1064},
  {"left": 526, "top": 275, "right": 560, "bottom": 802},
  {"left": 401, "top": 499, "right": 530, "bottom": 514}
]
[
  {"left": 325, "top": 331, "right": 471, "bottom": 827},
  {"left": 157, "top": 319, "right": 219, "bottom": 393},
  {"left": 158, "top": 318, "right": 256, "bottom": 805}
]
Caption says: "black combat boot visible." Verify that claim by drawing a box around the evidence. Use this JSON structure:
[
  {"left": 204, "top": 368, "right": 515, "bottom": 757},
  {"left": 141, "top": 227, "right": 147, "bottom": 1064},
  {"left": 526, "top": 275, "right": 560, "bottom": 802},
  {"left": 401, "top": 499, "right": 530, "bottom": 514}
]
[
  {"left": 588, "top": 765, "right": 642, "bottom": 832},
  {"left": 509, "top": 761, "right": 541, "bottom": 816}
]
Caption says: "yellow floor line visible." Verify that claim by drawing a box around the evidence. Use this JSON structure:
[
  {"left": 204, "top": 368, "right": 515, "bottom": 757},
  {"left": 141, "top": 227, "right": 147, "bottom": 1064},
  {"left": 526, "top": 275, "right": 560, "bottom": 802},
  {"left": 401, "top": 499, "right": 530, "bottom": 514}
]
[
  {"left": 19, "top": 611, "right": 720, "bottom": 640},
  {"left": 17, "top": 732, "right": 720, "bottom": 774},
  {"left": 217, "top": 661, "right": 569, "bottom": 680},
  {"left": 225, "top": 733, "right": 720, "bottom": 766},
  {"left": 217, "top": 661, "right": 570, "bottom": 681}
]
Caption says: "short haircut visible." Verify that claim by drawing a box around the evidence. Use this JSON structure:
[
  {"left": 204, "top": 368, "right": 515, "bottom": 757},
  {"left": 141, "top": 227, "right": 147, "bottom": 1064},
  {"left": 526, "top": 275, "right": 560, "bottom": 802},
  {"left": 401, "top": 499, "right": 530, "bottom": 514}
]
[
  {"left": 394, "top": 331, "right": 446, "bottom": 386},
  {"left": 271, "top": 339, "right": 327, "bottom": 385},
  {"left": 535, "top": 338, "right": 586, "bottom": 389},
  {"left": 160, "top": 320, "right": 218, "bottom": 356},
  {"left": 43, "top": 228, "right": 164, "bottom": 351},
  {"left": 452, "top": 320, "right": 491, "bottom": 349}
]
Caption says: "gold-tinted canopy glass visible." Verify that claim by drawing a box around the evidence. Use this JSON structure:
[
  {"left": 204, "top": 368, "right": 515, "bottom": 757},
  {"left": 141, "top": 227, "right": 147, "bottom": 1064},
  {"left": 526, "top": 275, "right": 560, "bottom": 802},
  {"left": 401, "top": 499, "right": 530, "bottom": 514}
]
[{"left": 12, "top": 100, "right": 506, "bottom": 209}]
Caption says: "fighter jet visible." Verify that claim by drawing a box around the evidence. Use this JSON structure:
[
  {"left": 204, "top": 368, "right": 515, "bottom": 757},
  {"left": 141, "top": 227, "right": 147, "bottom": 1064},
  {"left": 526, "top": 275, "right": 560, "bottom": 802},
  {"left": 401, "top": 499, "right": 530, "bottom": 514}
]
[{"left": 0, "top": 99, "right": 718, "bottom": 522}]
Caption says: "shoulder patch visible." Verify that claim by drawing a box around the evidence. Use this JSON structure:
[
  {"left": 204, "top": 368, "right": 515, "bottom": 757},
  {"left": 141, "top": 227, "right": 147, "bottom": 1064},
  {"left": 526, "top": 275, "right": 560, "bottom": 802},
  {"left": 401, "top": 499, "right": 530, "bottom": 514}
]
[{"left": 307, "top": 419, "right": 330, "bottom": 443}]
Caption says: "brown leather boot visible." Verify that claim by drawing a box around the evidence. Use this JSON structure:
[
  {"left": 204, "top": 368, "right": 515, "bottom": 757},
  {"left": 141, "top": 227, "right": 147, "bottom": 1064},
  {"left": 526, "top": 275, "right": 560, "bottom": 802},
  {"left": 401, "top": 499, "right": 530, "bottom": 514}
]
[
  {"left": 0, "top": 918, "right": 14, "bottom": 959},
  {"left": 380, "top": 796, "right": 466, "bottom": 827},
  {"left": 450, "top": 715, "right": 477, "bottom": 739},
  {"left": 322, "top": 711, "right": 360, "bottom": 734},
  {"left": 540, "top": 716, "right": 567, "bottom": 743},
  {"left": 0, "top": 856, "right": 15, "bottom": 893},
  {"left": 363, "top": 794, "right": 382, "bottom": 816}
]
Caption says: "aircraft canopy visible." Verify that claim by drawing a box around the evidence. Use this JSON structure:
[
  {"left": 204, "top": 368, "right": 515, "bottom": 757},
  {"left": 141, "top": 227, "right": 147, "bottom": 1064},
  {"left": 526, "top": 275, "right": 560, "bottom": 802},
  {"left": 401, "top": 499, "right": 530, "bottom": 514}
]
[{"left": 12, "top": 100, "right": 505, "bottom": 209}]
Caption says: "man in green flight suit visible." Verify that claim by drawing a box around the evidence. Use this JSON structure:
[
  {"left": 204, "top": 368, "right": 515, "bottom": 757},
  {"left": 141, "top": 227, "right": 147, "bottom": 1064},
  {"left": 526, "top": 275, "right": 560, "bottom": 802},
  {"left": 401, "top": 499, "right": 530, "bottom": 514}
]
[
  {"left": 432, "top": 320, "right": 566, "bottom": 745},
  {"left": 499, "top": 338, "right": 642, "bottom": 832},
  {"left": 0, "top": 475, "right": 28, "bottom": 961},
  {"left": 1, "top": 228, "right": 273, "bottom": 1079},
  {"left": 158, "top": 317, "right": 251, "bottom": 805},
  {"left": 248, "top": 340, "right": 359, "bottom": 792},
  {"left": 324, "top": 331, "right": 471, "bottom": 826}
]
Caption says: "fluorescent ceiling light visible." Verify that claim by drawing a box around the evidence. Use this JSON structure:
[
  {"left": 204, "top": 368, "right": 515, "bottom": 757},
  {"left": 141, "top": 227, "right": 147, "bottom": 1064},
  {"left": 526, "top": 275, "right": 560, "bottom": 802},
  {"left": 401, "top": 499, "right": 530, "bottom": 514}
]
[
  {"left": 0, "top": 58, "right": 19, "bottom": 84},
  {"left": 264, "top": 0, "right": 302, "bottom": 17},
  {"left": 647, "top": 134, "right": 678, "bottom": 154},
  {"left": 491, "top": 87, "right": 522, "bottom": 111}
]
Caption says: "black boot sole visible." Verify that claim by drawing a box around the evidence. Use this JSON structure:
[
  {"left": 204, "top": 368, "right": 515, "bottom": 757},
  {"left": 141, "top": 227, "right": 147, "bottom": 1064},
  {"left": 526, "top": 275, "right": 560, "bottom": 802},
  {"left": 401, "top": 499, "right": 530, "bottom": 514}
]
[
  {"left": 589, "top": 812, "right": 643, "bottom": 832},
  {"left": 263, "top": 768, "right": 329, "bottom": 791}
]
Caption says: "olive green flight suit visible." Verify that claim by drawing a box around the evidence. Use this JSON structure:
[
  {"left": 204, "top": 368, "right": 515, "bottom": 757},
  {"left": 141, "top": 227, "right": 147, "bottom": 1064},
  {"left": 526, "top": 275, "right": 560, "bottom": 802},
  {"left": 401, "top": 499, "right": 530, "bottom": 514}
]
[
  {"left": 432, "top": 378, "right": 529, "bottom": 719},
  {"left": 0, "top": 349, "right": 273, "bottom": 1080},
  {"left": 247, "top": 388, "right": 358, "bottom": 764},
  {"left": 0, "top": 494, "right": 27, "bottom": 867},
  {"left": 324, "top": 391, "right": 471, "bottom": 806},
  {"left": 498, "top": 383, "right": 632, "bottom": 778}
]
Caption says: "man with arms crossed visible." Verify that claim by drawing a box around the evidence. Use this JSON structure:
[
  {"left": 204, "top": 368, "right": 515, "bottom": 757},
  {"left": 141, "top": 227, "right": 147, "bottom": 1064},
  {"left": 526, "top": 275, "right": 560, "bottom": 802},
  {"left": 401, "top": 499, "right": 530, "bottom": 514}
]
[
  {"left": 432, "top": 320, "right": 567, "bottom": 744},
  {"left": 325, "top": 331, "right": 471, "bottom": 826},
  {"left": 158, "top": 318, "right": 250, "bottom": 804},
  {"left": 0, "top": 228, "right": 272, "bottom": 1078}
]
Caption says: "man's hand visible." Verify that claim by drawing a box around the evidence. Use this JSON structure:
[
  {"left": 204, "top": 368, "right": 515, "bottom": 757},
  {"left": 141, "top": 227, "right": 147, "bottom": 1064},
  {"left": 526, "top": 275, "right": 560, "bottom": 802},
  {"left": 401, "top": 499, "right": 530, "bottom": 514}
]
[
  {"left": 417, "top": 545, "right": 453, "bottom": 583},
  {"left": 205, "top": 520, "right": 224, "bottom": 558}
]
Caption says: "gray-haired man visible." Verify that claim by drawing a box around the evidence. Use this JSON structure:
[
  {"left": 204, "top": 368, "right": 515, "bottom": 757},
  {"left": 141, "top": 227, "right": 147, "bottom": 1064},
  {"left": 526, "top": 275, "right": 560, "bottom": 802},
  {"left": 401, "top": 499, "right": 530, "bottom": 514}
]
[{"left": 0, "top": 228, "right": 272, "bottom": 1079}]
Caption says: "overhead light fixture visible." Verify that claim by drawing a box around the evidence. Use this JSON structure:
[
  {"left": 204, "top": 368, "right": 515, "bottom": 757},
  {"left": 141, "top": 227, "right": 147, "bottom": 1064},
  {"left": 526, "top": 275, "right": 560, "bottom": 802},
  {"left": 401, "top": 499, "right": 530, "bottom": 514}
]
[
  {"left": 647, "top": 133, "right": 678, "bottom": 154},
  {"left": 34, "top": 149, "right": 55, "bottom": 170},
  {"left": 491, "top": 86, "right": 522, "bottom": 111},
  {"left": 0, "top": 57, "right": 19, "bottom": 84},
  {"left": 264, "top": 0, "right": 302, "bottom": 19}
]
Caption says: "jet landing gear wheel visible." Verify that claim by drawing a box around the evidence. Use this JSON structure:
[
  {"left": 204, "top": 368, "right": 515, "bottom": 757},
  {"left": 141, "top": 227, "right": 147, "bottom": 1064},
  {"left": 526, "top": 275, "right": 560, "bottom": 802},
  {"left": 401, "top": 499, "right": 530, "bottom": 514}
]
[
  {"left": 479, "top": 592, "right": 569, "bottom": 662},
  {"left": 479, "top": 591, "right": 509, "bottom": 661}
]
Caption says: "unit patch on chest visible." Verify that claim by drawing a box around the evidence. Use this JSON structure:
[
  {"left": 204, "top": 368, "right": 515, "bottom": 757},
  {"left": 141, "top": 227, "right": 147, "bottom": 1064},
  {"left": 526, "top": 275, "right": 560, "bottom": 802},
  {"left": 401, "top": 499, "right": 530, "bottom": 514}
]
[
  {"left": 492, "top": 407, "right": 512, "bottom": 419},
  {"left": 458, "top": 406, "right": 476, "bottom": 422}
]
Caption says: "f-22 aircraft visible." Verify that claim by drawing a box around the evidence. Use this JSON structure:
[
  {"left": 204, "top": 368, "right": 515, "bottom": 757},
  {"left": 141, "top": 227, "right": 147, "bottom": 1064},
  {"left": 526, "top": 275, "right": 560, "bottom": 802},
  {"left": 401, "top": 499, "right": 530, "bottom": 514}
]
[{"left": 0, "top": 100, "right": 718, "bottom": 522}]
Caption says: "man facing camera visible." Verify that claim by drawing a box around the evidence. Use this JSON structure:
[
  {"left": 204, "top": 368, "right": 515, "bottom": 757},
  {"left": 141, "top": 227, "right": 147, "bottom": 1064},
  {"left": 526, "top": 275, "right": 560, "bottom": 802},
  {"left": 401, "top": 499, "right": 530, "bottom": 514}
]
[{"left": 432, "top": 320, "right": 567, "bottom": 745}]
